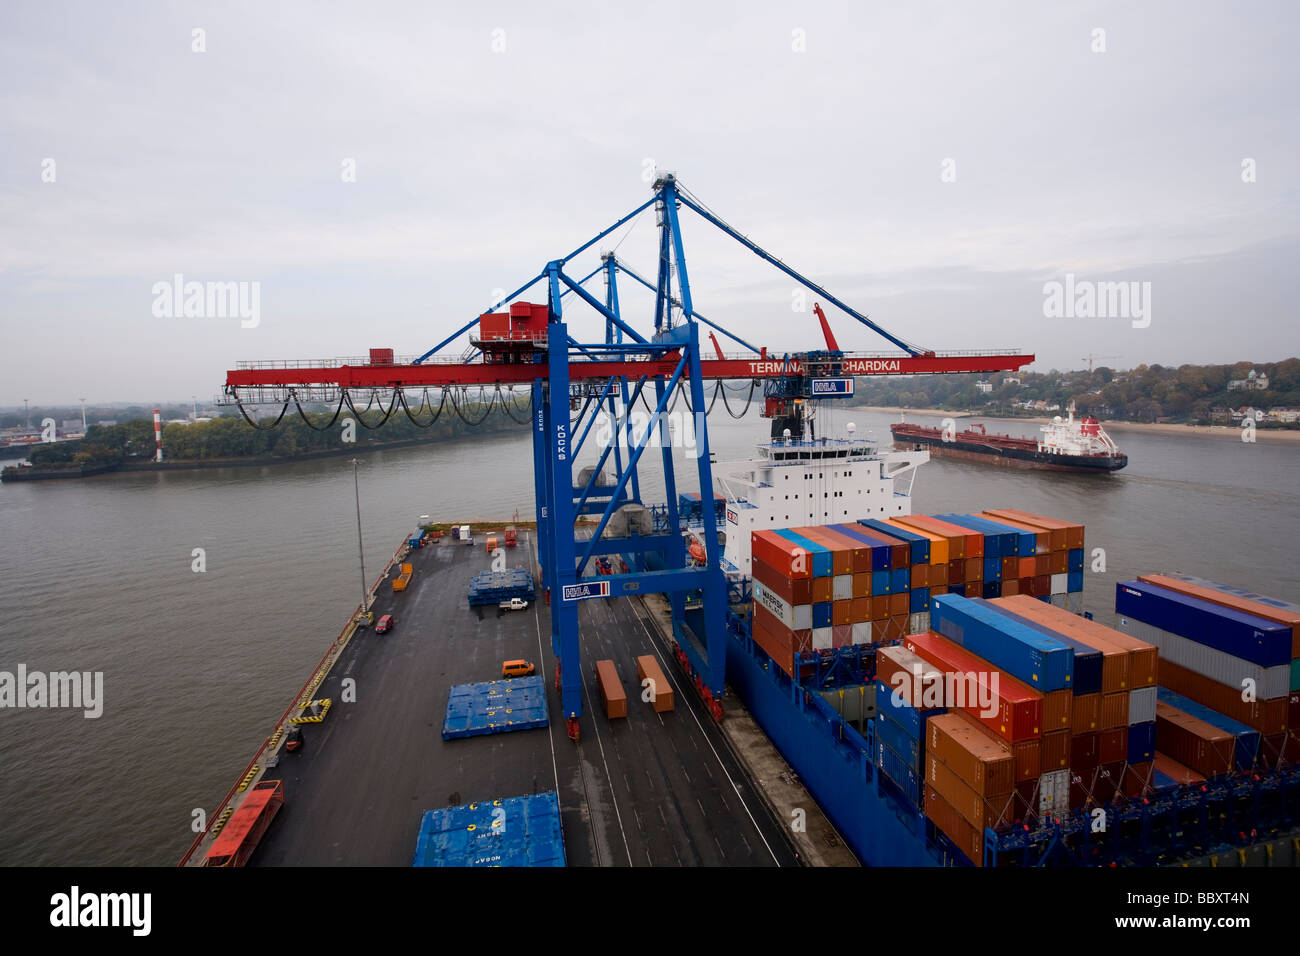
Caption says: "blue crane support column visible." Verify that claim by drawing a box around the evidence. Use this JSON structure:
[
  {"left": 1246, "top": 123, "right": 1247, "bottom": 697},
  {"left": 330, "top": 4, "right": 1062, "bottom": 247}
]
[
  {"left": 531, "top": 379, "right": 551, "bottom": 602},
  {"left": 662, "top": 175, "right": 728, "bottom": 699},
  {"left": 544, "top": 264, "right": 583, "bottom": 740},
  {"left": 603, "top": 253, "right": 639, "bottom": 507},
  {"left": 655, "top": 374, "right": 686, "bottom": 630}
]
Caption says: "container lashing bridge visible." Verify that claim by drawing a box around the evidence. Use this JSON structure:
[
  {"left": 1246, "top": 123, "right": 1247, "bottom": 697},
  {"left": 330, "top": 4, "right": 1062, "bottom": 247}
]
[{"left": 223, "top": 174, "right": 1033, "bottom": 741}]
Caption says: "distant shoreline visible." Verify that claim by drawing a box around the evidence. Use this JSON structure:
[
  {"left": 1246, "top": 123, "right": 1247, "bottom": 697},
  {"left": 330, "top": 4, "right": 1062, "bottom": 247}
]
[{"left": 857, "top": 406, "right": 1300, "bottom": 443}]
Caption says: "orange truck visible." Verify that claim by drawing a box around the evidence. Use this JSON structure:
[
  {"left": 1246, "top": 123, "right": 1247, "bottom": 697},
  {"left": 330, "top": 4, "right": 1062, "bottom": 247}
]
[
  {"left": 392, "top": 562, "right": 413, "bottom": 592},
  {"left": 485, "top": 535, "right": 498, "bottom": 553},
  {"left": 595, "top": 659, "right": 627, "bottom": 719},
  {"left": 636, "top": 654, "right": 674, "bottom": 712}
]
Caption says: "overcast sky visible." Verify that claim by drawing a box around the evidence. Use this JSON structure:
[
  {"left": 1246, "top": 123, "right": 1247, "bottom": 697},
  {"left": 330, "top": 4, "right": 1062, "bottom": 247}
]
[{"left": 2, "top": 1, "right": 1296, "bottom": 404}]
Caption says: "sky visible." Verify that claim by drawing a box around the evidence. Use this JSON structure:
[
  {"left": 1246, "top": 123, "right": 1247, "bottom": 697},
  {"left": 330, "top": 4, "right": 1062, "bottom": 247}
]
[{"left": 1, "top": 0, "right": 1296, "bottom": 404}]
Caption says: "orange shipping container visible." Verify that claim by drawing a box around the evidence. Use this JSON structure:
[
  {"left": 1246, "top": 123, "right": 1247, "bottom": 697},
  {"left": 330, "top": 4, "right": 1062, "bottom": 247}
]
[
  {"left": 924, "top": 786, "right": 984, "bottom": 866},
  {"left": 1100, "top": 692, "right": 1128, "bottom": 730},
  {"left": 636, "top": 654, "right": 674, "bottom": 712},
  {"left": 1043, "top": 689, "right": 1072, "bottom": 732},
  {"left": 886, "top": 520, "right": 948, "bottom": 565},
  {"left": 926, "top": 754, "right": 1015, "bottom": 831},
  {"left": 979, "top": 512, "right": 1050, "bottom": 554},
  {"left": 594, "top": 659, "right": 627, "bottom": 719},
  {"left": 795, "top": 527, "right": 855, "bottom": 576},
  {"left": 988, "top": 508, "right": 1083, "bottom": 550},
  {"left": 1071, "top": 693, "right": 1102, "bottom": 733},
  {"left": 833, "top": 599, "right": 853, "bottom": 626},
  {"left": 852, "top": 572, "right": 873, "bottom": 598},
  {"left": 895, "top": 515, "right": 969, "bottom": 560},
  {"left": 926, "top": 711, "right": 1015, "bottom": 798}
]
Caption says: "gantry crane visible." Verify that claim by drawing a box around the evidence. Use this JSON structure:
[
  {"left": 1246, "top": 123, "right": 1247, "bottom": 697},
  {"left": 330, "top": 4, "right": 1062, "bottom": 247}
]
[{"left": 223, "top": 173, "right": 1034, "bottom": 740}]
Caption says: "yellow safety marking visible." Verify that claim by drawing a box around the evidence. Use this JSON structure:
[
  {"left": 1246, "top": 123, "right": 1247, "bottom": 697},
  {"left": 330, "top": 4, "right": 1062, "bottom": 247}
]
[
  {"left": 1237, "top": 848, "right": 1247, "bottom": 866},
  {"left": 289, "top": 698, "right": 334, "bottom": 725},
  {"left": 236, "top": 766, "right": 260, "bottom": 792},
  {"left": 209, "top": 807, "right": 235, "bottom": 835}
]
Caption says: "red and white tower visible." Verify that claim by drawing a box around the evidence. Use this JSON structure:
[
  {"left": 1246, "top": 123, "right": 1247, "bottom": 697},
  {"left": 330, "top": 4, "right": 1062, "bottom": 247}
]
[{"left": 154, "top": 409, "right": 163, "bottom": 462}]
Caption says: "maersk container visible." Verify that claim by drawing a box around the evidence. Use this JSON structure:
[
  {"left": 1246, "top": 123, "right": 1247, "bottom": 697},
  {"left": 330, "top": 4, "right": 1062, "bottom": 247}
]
[
  {"left": 858, "top": 518, "right": 930, "bottom": 564},
  {"left": 976, "top": 599, "right": 1102, "bottom": 695},
  {"left": 1115, "top": 580, "right": 1291, "bottom": 668},
  {"left": 932, "top": 593, "right": 1075, "bottom": 692},
  {"left": 1127, "top": 721, "right": 1156, "bottom": 763},
  {"left": 875, "top": 711, "right": 923, "bottom": 771},
  {"left": 1156, "top": 687, "right": 1260, "bottom": 770},
  {"left": 774, "top": 530, "right": 833, "bottom": 577},
  {"left": 1118, "top": 616, "right": 1290, "bottom": 699},
  {"left": 910, "top": 587, "right": 931, "bottom": 614},
  {"left": 1128, "top": 685, "right": 1157, "bottom": 725},
  {"left": 752, "top": 580, "right": 813, "bottom": 630}
]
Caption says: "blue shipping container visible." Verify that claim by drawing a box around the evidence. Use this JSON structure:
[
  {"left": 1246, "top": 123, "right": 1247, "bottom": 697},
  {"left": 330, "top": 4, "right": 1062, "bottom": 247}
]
[
  {"left": 858, "top": 519, "right": 930, "bottom": 565},
  {"left": 775, "top": 530, "right": 833, "bottom": 577},
  {"left": 874, "top": 679, "right": 945, "bottom": 739},
  {"left": 1127, "top": 720, "right": 1156, "bottom": 763},
  {"left": 1115, "top": 580, "right": 1291, "bottom": 668},
  {"left": 983, "top": 555, "right": 1002, "bottom": 582},
  {"left": 932, "top": 593, "right": 1074, "bottom": 691},
  {"left": 969, "top": 515, "right": 1036, "bottom": 556},
  {"left": 875, "top": 711, "right": 923, "bottom": 772},
  {"left": 872, "top": 569, "right": 893, "bottom": 595},
  {"left": 975, "top": 599, "right": 1102, "bottom": 695},
  {"left": 813, "top": 602, "right": 833, "bottom": 628},
  {"left": 851, "top": 522, "right": 907, "bottom": 570},
  {"left": 936, "top": 514, "right": 1016, "bottom": 559},
  {"left": 982, "top": 581, "right": 1001, "bottom": 600},
  {"left": 412, "top": 791, "right": 565, "bottom": 867},
  {"left": 891, "top": 567, "right": 911, "bottom": 593},
  {"left": 1068, "top": 548, "right": 1085, "bottom": 572},
  {"left": 910, "top": 587, "right": 931, "bottom": 614},
  {"left": 1156, "top": 687, "right": 1260, "bottom": 770},
  {"left": 1067, "top": 570, "right": 1084, "bottom": 593},
  {"left": 877, "top": 740, "right": 922, "bottom": 805}
]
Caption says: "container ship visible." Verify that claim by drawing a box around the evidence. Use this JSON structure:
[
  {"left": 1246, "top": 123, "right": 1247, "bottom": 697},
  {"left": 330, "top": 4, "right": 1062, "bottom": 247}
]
[
  {"left": 890, "top": 404, "right": 1127, "bottom": 473},
  {"left": 682, "top": 428, "right": 1299, "bottom": 867}
]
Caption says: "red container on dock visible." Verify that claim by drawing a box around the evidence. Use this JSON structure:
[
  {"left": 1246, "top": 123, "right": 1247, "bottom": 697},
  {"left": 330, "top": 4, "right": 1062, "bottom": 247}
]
[{"left": 1155, "top": 701, "right": 1234, "bottom": 777}]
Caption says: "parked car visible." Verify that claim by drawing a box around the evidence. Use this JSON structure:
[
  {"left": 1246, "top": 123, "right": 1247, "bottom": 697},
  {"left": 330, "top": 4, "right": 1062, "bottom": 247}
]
[
  {"left": 499, "top": 598, "right": 529, "bottom": 611},
  {"left": 501, "top": 659, "right": 535, "bottom": 678},
  {"left": 375, "top": 614, "right": 395, "bottom": 634}
]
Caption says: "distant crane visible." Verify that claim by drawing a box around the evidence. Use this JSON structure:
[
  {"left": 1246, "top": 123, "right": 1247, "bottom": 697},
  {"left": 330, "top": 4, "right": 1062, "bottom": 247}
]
[{"left": 1082, "top": 354, "right": 1120, "bottom": 373}]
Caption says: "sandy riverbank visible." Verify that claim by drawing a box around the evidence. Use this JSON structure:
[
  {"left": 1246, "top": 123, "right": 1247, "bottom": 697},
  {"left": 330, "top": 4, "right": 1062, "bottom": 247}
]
[{"left": 856, "top": 407, "right": 1300, "bottom": 442}]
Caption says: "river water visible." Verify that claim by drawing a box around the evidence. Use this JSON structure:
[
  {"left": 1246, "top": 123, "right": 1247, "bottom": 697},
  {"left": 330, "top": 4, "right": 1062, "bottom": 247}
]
[{"left": 0, "top": 407, "right": 1296, "bottom": 864}]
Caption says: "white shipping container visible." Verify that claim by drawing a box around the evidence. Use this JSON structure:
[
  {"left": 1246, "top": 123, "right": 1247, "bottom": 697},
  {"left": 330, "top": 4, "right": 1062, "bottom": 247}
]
[
  {"left": 1066, "top": 592, "right": 1084, "bottom": 614},
  {"left": 752, "top": 580, "right": 813, "bottom": 631},
  {"left": 1049, "top": 593, "right": 1068, "bottom": 609},
  {"left": 908, "top": 612, "right": 930, "bottom": 634},
  {"left": 812, "top": 626, "right": 833, "bottom": 650},
  {"left": 1118, "top": 618, "right": 1290, "bottom": 699},
  {"left": 832, "top": 574, "right": 853, "bottom": 601},
  {"left": 851, "top": 621, "right": 874, "bottom": 645},
  {"left": 1050, "top": 573, "right": 1068, "bottom": 595},
  {"left": 1128, "top": 685, "right": 1157, "bottom": 725},
  {"left": 1039, "top": 769, "right": 1070, "bottom": 816}
]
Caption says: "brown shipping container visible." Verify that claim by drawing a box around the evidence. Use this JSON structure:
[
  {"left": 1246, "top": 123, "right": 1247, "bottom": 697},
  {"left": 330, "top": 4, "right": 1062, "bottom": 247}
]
[
  {"left": 796, "top": 527, "right": 855, "bottom": 576},
  {"left": 871, "top": 620, "right": 889, "bottom": 643},
  {"left": 1159, "top": 658, "right": 1289, "bottom": 735},
  {"left": 833, "top": 599, "right": 853, "bottom": 626},
  {"left": 811, "top": 526, "right": 873, "bottom": 574},
  {"left": 926, "top": 754, "right": 1016, "bottom": 831},
  {"left": 853, "top": 572, "right": 872, "bottom": 598},
  {"left": 993, "top": 596, "right": 1136, "bottom": 691},
  {"left": 1032, "top": 574, "right": 1051, "bottom": 598},
  {"left": 1041, "top": 729, "right": 1070, "bottom": 771},
  {"left": 636, "top": 654, "right": 675, "bottom": 712},
  {"left": 1001, "top": 555, "right": 1017, "bottom": 580},
  {"left": 1048, "top": 551, "right": 1068, "bottom": 576},
  {"left": 993, "top": 508, "right": 1085, "bottom": 550},
  {"left": 924, "top": 786, "right": 984, "bottom": 866},
  {"left": 1071, "top": 732, "right": 1099, "bottom": 771},
  {"left": 850, "top": 597, "right": 872, "bottom": 623},
  {"left": 1139, "top": 573, "right": 1300, "bottom": 658},
  {"left": 1034, "top": 555, "right": 1051, "bottom": 577},
  {"left": 594, "top": 659, "right": 628, "bottom": 719},
  {"left": 930, "top": 583, "right": 949, "bottom": 598},
  {"left": 926, "top": 711, "right": 1016, "bottom": 798},
  {"left": 1013, "top": 738, "right": 1042, "bottom": 781},
  {"left": 965, "top": 557, "right": 984, "bottom": 583},
  {"left": 948, "top": 562, "right": 966, "bottom": 586},
  {"left": 981, "top": 512, "right": 1051, "bottom": 554},
  {"left": 752, "top": 530, "right": 813, "bottom": 579},
  {"left": 1100, "top": 692, "right": 1128, "bottom": 730},
  {"left": 886, "top": 615, "right": 909, "bottom": 641},
  {"left": 752, "top": 558, "right": 814, "bottom": 606},
  {"left": 812, "top": 576, "right": 833, "bottom": 604},
  {"left": 870, "top": 596, "right": 890, "bottom": 621},
  {"left": 888, "top": 592, "right": 910, "bottom": 617},
  {"left": 1098, "top": 727, "right": 1128, "bottom": 764},
  {"left": 1153, "top": 751, "right": 1205, "bottom": 786},
  {"left": 1043, "top": 688, "right": 1072, "bottom": 732},
  {"left": 1123, "top": 761, "right": 1154, "bottom": 797},
  {"left": 750, "top": 608, "right": 795, "bottom": 677},
  {"left": 1155, "top": 701, "right": 1234, "bottom": 777},
  {"left": 1071, "top": 693, "right": 1102, "bottom": 733},
  {"left": 965, "top": 582, "right": 984, "bottom": 599},
  {"left": 1001, "top": 578, "right": 1019, "bottom": 597},
  {"left": 896, "top": 515, "right": 966, "bottom": 560},
  {"left": 911, "top": 564, "right": 929, "bottom": 589}
]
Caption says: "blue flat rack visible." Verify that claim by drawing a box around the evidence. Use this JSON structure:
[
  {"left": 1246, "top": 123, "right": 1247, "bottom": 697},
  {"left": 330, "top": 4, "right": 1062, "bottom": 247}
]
[
  {"left": 412, "top": 791, "right": 566, "bottom": 867},
  {"left": 442, "top": 676, "right": 549, "bottom": 739}
]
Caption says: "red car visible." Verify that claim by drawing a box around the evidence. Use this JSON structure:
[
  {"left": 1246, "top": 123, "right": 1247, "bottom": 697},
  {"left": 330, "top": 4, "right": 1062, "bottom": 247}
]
[{"left": 375, "top": 614, "right": 395, "bottom": 634}]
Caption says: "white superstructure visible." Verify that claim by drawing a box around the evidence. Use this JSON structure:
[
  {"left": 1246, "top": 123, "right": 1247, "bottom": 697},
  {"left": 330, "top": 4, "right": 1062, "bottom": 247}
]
[
  {"left": 1037, "top": 402, "right": 1122, "bottom": 458},
  {"left": 703, "top": 431, "right": 928, "bottom": 576}
]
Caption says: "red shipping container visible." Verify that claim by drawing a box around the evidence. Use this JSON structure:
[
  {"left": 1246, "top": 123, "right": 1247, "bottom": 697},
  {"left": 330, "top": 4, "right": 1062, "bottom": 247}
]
[
  {"left": 1041, "top": 729, "right": 1069, "bottom": 771},
  {"left": 888, "top": 592, "right": 910, "bottom": 617},
  {"left": 752, "top": 558, "right": 813, "bottom": 606},
  {"left": 1043, "top": 689, "right": 1072, "bottom": 732},
  {"left": 1032, "top": 574, "right": 1051, "bottom": 598},
  {"left": 930, "top": 584, "right": 949, "bottom": 598},
  {"left": 1000, "top": 579, "right": 1019, "bottom": 597},
  {"left": 871, "top": 620, "right": 889, "bottom": 643},
  {"left": 850, "top": 597, "right": 872, "bottom": 623},
  {"left": 870, "top": 596, "right": 890, "bottom": 620},
  {"left": 1071, "top": 732, "right": 1099, "bottom": 771},
  {"left": 877, "top": 644, "right": 945, "bottom": 696},
  {"left": 751, "top": 605, "right": 795, "bottom": 677},
  {"left": 1158, "top": 658, "right": 1288, "bottom": 735},
  {"left": 852, "top": 573, "right": 872, "bottom": 598},
  {"left": 1034, "top": 554, "right": 1051, "bottom": 576},
  {"left": 885, "top": 615, "right": 908, "bottom": 642},
  {"left": 1017, "top": 556, "right": 1037, "bottom": 578},
  {"left": 924, "top": 786, "right": 984, "bottom": 866},
  {"left": 1098, "top": 727, "right": 1128, "bottom": 764},
  {"left": 812, "top": 577, "right": 833, "bottom": 603},
  {"left": 965, "top": 557, "right": 983, "bottom": 583},
  {"left": 926, "top": 754, "right": 1016, "bottom": 831},
  {"left": 368, "top": 347, "right": 395, "bottom": 365},
  {"left": 752, "top": 531, "right": 813, "bottom": 579},
  {"left": 1001, "top": 555, "right": 1017, "bottom": 580},
  {"left": 963, "top": 582, "right": 982, "bottom": 599},
  {"left": 911, "top": 564, "right": 930, "bottom": 589},
  {"left": 948, "top": 562, "right": 965, "bottom": 586},
  {"left": 903, "top": 631, "right": 1043, "bottom": 742},
  {"left": 1048, "top": 550, "right": 1068, "bottom": 575}
]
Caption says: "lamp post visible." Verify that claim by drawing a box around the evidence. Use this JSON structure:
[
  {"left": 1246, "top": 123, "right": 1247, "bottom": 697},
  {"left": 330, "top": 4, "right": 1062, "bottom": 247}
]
[{"left": 351, "top": 458, "right": 369, "bottom": 616}]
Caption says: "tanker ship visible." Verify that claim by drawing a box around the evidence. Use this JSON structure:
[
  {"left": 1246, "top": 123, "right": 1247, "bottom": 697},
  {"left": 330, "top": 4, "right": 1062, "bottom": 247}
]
[{"left": 890, "top": 404, "right": 1127, "bottom": 473}]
